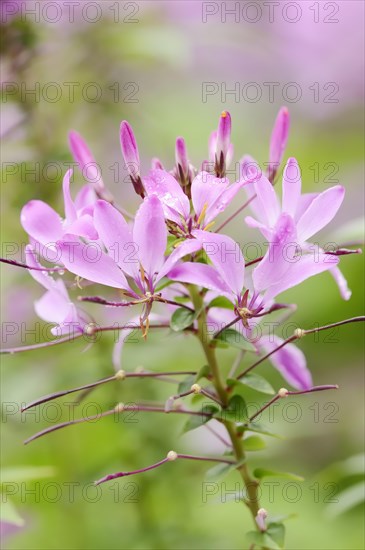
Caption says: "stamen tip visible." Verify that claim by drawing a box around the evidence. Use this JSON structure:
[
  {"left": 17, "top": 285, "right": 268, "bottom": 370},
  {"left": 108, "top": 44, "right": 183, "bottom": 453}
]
[
  {"left": 191, "top": 383, "right": 202, "bottom": 394},
  {"left": 278, "top": 388, "right": 289, "bottom": 398},
  {"left": 115, "top": 369, "right": 126, "bottom": 381}
]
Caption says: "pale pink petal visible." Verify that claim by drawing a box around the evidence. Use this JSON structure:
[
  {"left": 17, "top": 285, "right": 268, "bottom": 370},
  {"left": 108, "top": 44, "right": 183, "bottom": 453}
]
[
  {"left": 25, "top": 245, "right": 55, "bottom": 290},
  {"left": 296, "top": 186, "right": 345, "bottom": 242},
  {"left": 133, "top": 195, "right": 167, "bottom": 280},
  {"left": 62, "top": 169, "right": 77, "bottom": 224},
  {"left": 191, "top": 172, "right": 229, "bottom": 222},
  {"left": 64, "top": 215, "right": 99, "bottom": 241},
  {"left": 253, "top": 213, "right": 297, "bottom": 293},
  {"left": 193, "top": 229, "right": 244, "bottom": 296},
  {"left": 157, "top": 239, "right": 202, "bottom": 282},
  {"left": 264, "top": 254, "right": 339, "bottom": 302},
  {"left": 144, "top": 169, "right": 190, "bottom": 223},
  {"left": 167, "top": 262, "right": 232, "bottom": 295},
  {"left": 329, "top": 266, "right": 352, "bottom": 300},
  {"left": 58, "top": 241, "right": 128, "bottom": 289},
  {"left": 93, "top": 200, "right": 137, "bottom": 277},
  {"left": 282, "top": 158, "right": 301, "bottom": 217},
  {"left": 21, "top": 200, "right": 63, "bottom": 245},
  {"left": 253, "top": 175, "right": 280, "bottom": 227},
  {"left": 268, "top": 107, "right": 290, "bottom": 175},
  {"left": 259, "top": 335, "right": 312, "bottom": 390}
]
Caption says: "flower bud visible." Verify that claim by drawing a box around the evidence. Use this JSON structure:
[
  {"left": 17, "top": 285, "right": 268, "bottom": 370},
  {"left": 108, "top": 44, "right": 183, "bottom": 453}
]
[
  {"left": 151, "top": 157, "right": 164, "bottom": 170},
  {"left": 175, "top": 137, "right": 189, "bottom": 177},
  {"left": 268, "top": 106, "right": 290, "bottom": 182},
  {"left": 255, "top": 508, "right": 268, "bottom": 531},
  {"left": 213, "top": 111, "right": 232, "bottom": 177},
  {"left": 120, "top": 120, "right": 145, "bottom": 197},
  {"left": 69, "top": 131, "right": 113, "bottom": 202}
]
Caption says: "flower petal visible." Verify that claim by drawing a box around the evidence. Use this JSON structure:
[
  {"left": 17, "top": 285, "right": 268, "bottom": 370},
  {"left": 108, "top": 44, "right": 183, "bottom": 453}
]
[
  {"left": 157, "top": 239, "right": 202, "bottom": 282},
  {"left": 21, "top": 200, "right": 63, "bottom": 245},
  {"left": 133, "top": 195, "right": 167, "bottom": 280},
  {"left": 62, "top": 169, "right": 77, "bottom": 223},
  {"left": 93, "top": 200, "right": 137, "bottom": 277},
  {"left": 263, "top": 254, "right": 339, "bottom": 302},
  {"left": 69, "top": 130, "right": 105, "bottom": 194},
  {"left": 58, "top": 241, "right": 128, "bottom": 289},
  {"left": 144, "top": 169, "right": 190, "bottom": 223},
  {"left": 282, "top": 158, "right": 301, "bottom": 217},
  {"left": 259, "top": 335, "right": 312, "bottom": 390},
  {"left": 268, "top": 107, "right": 290, "bottom": 175},
  {"left": 191, "top": 172, "right": 229, "bottom": 223},
  {"left": 253, "top": 213, "right": 297, "bottom": 293},
  {"left": 253, "top": 175, "right": 280, "bottom": 227},
  {"left": 296, "top": 185, "right": 345, "bottom": 242},
  {"left": 167, "top": 262, "right": 232, "bottom": 295},
  {"left": 193, "top": 230, "right": 244, "bottom": 296}
]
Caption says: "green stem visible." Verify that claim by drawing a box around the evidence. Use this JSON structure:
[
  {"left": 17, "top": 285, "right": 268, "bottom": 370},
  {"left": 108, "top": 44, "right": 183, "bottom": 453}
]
[{"left": 189, "top": 286, "right": 261, "bottom": 526}]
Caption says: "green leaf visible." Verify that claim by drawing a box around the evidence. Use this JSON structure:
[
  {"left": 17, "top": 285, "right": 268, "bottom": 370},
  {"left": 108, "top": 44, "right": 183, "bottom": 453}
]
[
  {"left": 170, "top": 308, "right": 195, "bottom": 332},
  {"left": 246, "top": 531, "right": 281, "bottom": 550},
  {"left": 213, "top": 329, "right": 256, "bottom": 352},
  {"left": 205, "top": 458, "right": 247, "bottom": 481},
  {"left": 216, "top": 395, "right": 248, "bottom": 423},
  {"left": 208, "top": 296, "right": 234, "bottom": 310},
  {"left": 243, "top": 435, "right": 266, "bottom": 451},
  {"left": 325, "top": 481, "right": 365, "bottom": 518},
  {"left": 196, "top": 364, "right": 210, "bottom": 381},
  {"left": 242, "top": 422, "right": 283, "bottom": 439},
  {"left": 253, "top": 468, "right": 304, "bottom": 482},
  {"left": 178, "top": 374, "right": 196, "bottom": 394},
  {"left": 182, "top": 404, "right": 218, "bottom": 433},
  {"left": 267, "top": 523, "right": 286, "bottom": 548},
  {"left": 228, "top": 374, "right": 275, "bottom": 395}
]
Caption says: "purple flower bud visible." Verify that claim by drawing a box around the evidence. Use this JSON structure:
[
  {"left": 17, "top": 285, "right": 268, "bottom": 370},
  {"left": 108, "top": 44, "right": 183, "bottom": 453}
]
[
  {"left": 255, "top": 508, "right": 268, "bottom": 532},
  {"left": 120, "top": 120, "right": 140, "bottom": 180},
  {"left": 175, "top": 137, "right": 189, "bottom": 177},
  {"left": 69, "top": 131, "right": 112, "bottom": 201},
  {"left": 120, "top": 120, "right": 145, "bottom": 197},
  {"left": 268, "top": 106, "right": 290, "bottom": 181},
  {"left": 216, "top": 111, "right": 231, "bottom": 159}
]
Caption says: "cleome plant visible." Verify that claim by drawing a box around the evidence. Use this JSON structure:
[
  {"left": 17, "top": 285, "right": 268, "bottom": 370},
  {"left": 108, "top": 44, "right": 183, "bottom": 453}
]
[{"left": 2, "top": 108, "right": 364, "bottom": 549}]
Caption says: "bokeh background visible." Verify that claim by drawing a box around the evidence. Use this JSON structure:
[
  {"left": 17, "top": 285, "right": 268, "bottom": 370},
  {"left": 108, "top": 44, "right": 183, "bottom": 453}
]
[{"left": 1, "top": 1, "right": 364, "bottom": 548}]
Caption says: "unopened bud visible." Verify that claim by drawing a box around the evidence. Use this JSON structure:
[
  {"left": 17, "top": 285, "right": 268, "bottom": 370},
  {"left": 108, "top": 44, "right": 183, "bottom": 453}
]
[
  {"left": 294, "top": 328, "right": 305, "bottom": 339},
  {"left": 120, "top": 120, "right": 144, "bottom": 197},
  {"left": 166, "top": 450, "right": 178, "bottom": 461},
  {"left": 255, "top": 508, "right": 268, "bottom": 531},
  {"left": 175, "top": 137, "right": 189, "bottom": 176},
  {"left": 268, "top": 106, "right": 290, "bottom": 182}
]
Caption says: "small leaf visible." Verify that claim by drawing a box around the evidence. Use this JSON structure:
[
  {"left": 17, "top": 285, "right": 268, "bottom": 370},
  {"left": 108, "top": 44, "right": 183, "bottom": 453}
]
[
  {"left": 253, "top": 468, "right": 304, "bottom": 482},
  {"left": 170, "top": 308, "right": 195, "bottom": 331},
  {"left": 196, "top": 364, "right": 210, "bottom": 381},
  {"left": 205, "top": 457, "right": 246, "bottom": 481},
  {"left": 246, "top": 531, "right": 281, "bottom": 550},
  {"left": 216, "top": 395, "right": 248, "bottom": 423},
  {"left": 243, "top": 435, "right": 266, "bottom": 451},
  {"left": 182, "top": 404, "right": 218, "bottom": 433},
  {"left": 208, "top": 296, "right": 234, "bottom": 310},
  {"left": 214, "top": 329, "right": 256, "bottom": 352},
  {"left": 178, "top": 374, "right": 196, "bottom": 394},
  {"left": 242, "top": 422, "right": 283, "bottom": 439},
  {"left": 267, "top": 522, "right": 286, "bottom": 548},
  {"left": 228, "top": 374, "right": 275, "bottom": 395}
]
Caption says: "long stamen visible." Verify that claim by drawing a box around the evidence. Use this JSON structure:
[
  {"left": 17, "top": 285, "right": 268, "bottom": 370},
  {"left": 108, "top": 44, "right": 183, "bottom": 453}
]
[
  {"left": 248, "top": 385, "right": 339, "bottom": 423},
  {"left": 94, "top": 451, "right": 237, "bottom": 486},
  {"left": 0, "top": 258, "right": 65, "bottom": 273},
  {"left": 24, "top": 403, "right": 214, "bottom": 444},
  {"left": 237, "top": 316, "right": 365, "bottom": 380}
]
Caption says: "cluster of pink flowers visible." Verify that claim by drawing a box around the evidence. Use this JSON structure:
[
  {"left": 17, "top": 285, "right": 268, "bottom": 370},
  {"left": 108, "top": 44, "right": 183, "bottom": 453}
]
[{"left": 18, "top": 108, "right": 350, "bottom": 390}]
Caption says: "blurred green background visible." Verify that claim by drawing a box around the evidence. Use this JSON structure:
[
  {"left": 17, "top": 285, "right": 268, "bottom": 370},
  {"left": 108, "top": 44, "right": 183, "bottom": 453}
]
[{"left": 1, "top": 1, "right": 364, "bottom": 549}]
